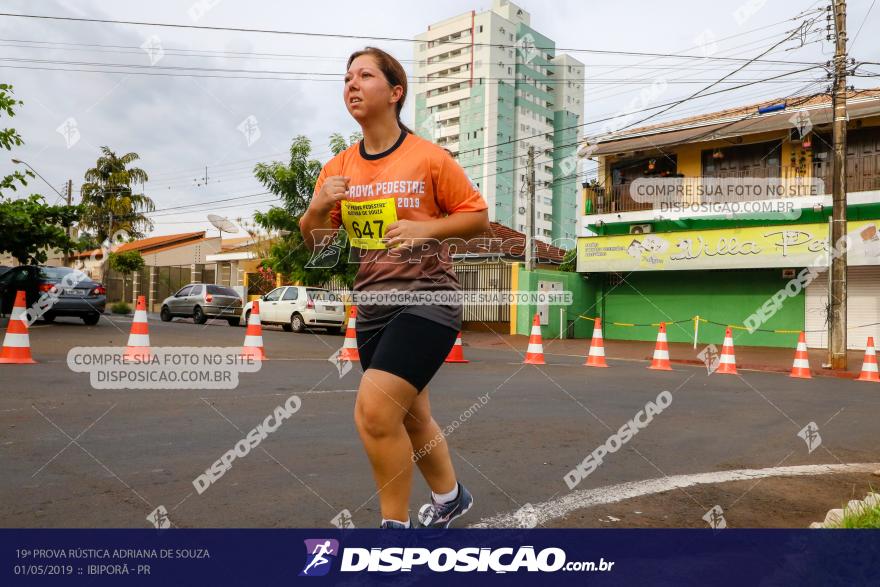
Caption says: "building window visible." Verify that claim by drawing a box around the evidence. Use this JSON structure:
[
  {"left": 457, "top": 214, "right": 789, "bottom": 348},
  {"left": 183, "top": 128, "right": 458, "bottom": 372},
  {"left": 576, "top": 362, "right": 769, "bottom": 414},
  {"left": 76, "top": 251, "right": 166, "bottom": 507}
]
[{"left": 478, "top": 25, "right": 483, "bottom": 33}]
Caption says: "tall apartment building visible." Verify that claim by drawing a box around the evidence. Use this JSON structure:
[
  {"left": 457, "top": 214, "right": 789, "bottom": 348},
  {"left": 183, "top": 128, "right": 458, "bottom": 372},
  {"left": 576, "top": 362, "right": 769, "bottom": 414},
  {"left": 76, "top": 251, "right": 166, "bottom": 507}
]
[{"left": 413, "top": 0, "right": 584, "bottom": 244}]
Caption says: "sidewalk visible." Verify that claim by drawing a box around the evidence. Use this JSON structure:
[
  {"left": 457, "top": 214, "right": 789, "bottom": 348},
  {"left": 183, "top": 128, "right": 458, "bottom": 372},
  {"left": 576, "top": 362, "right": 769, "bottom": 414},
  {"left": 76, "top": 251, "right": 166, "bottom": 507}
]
[{"left": 460, "top": 330, "right": 870, "bottom": 379}]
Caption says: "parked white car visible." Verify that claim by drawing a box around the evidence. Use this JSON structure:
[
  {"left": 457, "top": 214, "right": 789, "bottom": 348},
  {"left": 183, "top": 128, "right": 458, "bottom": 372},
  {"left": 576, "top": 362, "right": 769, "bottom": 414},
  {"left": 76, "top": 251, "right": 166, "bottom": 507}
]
[{"left": 241, "top": 286, "right": 346, "bottom": 333}]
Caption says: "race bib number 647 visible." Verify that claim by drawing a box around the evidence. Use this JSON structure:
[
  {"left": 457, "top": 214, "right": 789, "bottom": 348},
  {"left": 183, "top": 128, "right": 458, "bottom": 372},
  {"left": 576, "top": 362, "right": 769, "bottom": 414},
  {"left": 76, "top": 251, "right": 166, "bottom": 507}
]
[{"left": 341, "top": 198, "right": 398, "bottom": 249}]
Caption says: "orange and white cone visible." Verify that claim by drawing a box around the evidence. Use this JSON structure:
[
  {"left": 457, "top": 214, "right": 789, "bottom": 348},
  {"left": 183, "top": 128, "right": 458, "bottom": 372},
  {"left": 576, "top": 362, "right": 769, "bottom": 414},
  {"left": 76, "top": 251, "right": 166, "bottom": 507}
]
[
  {"left": 523, "top": 314, "right": 545, "bottom": 365},
  {"left": 856, "top": 337, "right": 879, "bottom": 382},
  {"left": 648, "top": 322, "right": 672, "bottom": 370},
  {"left": 123, "top": 295, "right": 150, "bottom": 362},
  {"left": 338, "top": 306, "right": 359, "bottom": 362},
  {"left": 0, "top": 290, "right": 37, "bottom": 364},
  {"left": 789, "top": 331, "right": 812, "bottom": 379},
  {"left": 584, "top": 318, "right": 608, "bottom": 368},
  {"left": 716, "top": 327, "right": 738, "bottom": 375},
  {"left": 241, "top": 300, "right": 266, "bottom": 361},
  {"left": 445, "top": 331, "right": 469, "bottom": 363}
]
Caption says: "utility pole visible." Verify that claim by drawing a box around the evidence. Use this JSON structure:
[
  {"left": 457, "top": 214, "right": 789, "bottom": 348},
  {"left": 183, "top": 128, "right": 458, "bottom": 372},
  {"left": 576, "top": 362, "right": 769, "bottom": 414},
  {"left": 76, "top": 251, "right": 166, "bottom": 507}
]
[
  {"left": 63, "top": 179, "right": 73, "bottom": 265},
  {"left": 829, "top": 0, "right": 848, "bottom": 370},
  {"left": 526, "top": 145, "right": 536, "bottom": 271}
]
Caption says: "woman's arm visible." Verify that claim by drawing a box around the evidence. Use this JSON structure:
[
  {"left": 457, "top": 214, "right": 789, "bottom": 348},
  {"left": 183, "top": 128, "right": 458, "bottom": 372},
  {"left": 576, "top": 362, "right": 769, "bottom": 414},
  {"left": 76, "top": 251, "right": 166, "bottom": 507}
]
[
  {"left": 382, "top": 209, "right": 490, "bottom": 249},
  {"left": 301, "top": 175, "right": 349, "bottom": 252}
]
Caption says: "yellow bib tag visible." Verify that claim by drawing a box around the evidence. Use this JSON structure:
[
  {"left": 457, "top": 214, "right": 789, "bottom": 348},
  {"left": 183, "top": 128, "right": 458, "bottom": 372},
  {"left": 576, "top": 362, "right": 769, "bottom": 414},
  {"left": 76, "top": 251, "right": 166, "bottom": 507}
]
[{"left": 341, "top": 198, "right": 398, "bottom": 250}]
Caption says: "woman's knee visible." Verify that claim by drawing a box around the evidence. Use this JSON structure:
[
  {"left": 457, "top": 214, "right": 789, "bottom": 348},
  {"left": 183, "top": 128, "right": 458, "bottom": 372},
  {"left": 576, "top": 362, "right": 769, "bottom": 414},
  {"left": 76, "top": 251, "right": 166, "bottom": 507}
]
[{"left": 355, "top": 396, "right": 404, "bottom": 439}]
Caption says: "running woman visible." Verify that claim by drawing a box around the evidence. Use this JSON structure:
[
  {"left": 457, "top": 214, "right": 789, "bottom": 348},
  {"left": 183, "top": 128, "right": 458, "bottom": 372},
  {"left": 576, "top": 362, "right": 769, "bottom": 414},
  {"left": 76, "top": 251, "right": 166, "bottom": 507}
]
[{"left": 301, "top": 47, "right": 490, "bottom": 529}]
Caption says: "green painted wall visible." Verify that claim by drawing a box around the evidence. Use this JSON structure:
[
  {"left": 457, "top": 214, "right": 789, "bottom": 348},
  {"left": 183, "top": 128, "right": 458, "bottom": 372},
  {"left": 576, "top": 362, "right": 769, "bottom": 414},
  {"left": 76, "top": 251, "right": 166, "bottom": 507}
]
[
  {"left": 514, "top": 266, "right": 598, "bottom": 339},
  {"left": 414, "top": 93, "right": 429, "bottom": 141},
  {"left": 600, "top": 269, "right": 804, "bottom": 348},
  {"left": 493, "top": 81, "right": 516, "bottom": 219},
  {"left": 553, "top": 109, "right": 580, "bottom": 242}
]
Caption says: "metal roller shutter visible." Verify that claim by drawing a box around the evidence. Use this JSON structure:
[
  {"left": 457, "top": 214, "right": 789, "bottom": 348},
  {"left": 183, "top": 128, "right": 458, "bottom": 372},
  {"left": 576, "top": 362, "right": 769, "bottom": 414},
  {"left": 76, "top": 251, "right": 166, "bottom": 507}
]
[{"left": 805, "top": 266, "right": 880, "bottom": 350}]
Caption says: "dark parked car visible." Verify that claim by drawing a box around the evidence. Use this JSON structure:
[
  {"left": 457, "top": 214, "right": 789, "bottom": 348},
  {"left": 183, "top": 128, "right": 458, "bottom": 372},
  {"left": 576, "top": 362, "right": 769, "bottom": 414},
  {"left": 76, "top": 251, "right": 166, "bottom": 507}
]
[
  {"left": 0, "top": 265, "right": 106, "bottom": 325},
  {"left": 159, "top": 283, "right": 243, "bottom": 326}
]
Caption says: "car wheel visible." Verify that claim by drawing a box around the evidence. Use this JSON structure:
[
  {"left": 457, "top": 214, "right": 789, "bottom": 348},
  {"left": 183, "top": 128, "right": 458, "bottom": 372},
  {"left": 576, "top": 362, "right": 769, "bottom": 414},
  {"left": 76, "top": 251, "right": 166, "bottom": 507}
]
[
  {"left": 227, "top": 318, "right": 239, "bottom": 327},
  {"left": 82, "top": 313, "right": 100, "bottom": 326},
  {"left": 193, "top": 305, "right": 208, "bottom": 324},
  {"left": 281, "top": 322, "right": 293, "bottom": 332},
  {"left": 41, "top": 312, "right": 56, "bottom": 323},
  {"left": 290, "top": 313, "right": 305, "bottom": 333},
  {"left": 338, "top": 324, "right": 347, "bottom": 335},
  {"left": 160, "top": 306, "right": 172, "bottom": 322}
]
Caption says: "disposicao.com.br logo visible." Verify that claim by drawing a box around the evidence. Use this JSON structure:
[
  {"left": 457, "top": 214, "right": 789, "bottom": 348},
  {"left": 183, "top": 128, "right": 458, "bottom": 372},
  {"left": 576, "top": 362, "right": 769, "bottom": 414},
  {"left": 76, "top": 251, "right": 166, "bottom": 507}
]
[
  {"left": 300, "top": 539, "right": 339, "bottom": 577},
  {"left": 299, "top": 538, "right": 614, "bottom": 575}
]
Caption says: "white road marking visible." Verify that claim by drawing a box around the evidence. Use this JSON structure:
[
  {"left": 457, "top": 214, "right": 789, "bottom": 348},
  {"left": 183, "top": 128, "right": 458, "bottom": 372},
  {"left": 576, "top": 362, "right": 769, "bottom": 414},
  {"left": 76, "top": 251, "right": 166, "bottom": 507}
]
[{"left": 471, "top": 462, "right": 880, "bottom": 528}]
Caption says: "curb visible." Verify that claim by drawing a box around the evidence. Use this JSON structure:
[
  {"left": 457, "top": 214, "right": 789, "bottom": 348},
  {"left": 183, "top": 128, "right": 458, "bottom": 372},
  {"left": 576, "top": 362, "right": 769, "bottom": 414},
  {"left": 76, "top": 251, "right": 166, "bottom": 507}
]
[
  {"left": 666, "top": 358, "right": 860, "bottom": 379},
  {"left": 809, "top": 489, "right": 880, "bottom": 528}
]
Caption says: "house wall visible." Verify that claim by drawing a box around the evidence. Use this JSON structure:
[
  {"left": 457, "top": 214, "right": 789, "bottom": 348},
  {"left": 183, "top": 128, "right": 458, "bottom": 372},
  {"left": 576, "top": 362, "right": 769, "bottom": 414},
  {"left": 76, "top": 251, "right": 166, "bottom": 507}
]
[{"left": 601, "top": 269, "right": 805, "bottom": 348}]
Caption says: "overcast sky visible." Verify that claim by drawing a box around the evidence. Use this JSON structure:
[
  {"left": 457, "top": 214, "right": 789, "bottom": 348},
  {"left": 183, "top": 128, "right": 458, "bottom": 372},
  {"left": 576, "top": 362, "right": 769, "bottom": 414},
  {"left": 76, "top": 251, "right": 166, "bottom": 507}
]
[{"left": 1, "top": 0, "right": 877, "bottom": 237}]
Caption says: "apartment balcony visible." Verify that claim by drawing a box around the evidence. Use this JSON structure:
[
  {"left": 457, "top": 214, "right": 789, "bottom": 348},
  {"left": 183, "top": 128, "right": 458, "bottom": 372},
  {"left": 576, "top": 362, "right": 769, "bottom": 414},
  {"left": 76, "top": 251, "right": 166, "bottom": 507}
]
[
  {"left": 436, "top": 107, "right": 461, "bottom": 122},
  {"left": 584, "top": 157, "right": 880, "bottom": 215},
  {"left": 438, "top": 124, "right": 460, "bottom": 139},
  {"left": 426, "top": 87, "right": 472, "bottom": 109}
]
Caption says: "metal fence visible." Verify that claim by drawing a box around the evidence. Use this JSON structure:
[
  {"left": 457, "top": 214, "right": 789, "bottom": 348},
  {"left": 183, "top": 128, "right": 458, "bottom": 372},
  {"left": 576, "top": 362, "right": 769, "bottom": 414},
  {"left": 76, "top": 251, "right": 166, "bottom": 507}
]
[
  {"left": 246, "top": 272, "right": 276, "bottom": 297},
  {"left": 155, "top": 265, "right": 193, "bottom": 303},
  {"left": 103, "top": 267, "right": 150, "bottom": 304},
  {"left": 455, "top": 260, "right": 511, "bottom": 323}
]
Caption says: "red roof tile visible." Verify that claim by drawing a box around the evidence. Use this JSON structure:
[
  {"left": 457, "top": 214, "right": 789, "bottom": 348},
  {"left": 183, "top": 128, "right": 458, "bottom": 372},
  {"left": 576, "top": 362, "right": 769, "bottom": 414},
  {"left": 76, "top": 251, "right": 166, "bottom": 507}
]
[{"left": 456, "top": 222, "right": 568, "bottom": 263}]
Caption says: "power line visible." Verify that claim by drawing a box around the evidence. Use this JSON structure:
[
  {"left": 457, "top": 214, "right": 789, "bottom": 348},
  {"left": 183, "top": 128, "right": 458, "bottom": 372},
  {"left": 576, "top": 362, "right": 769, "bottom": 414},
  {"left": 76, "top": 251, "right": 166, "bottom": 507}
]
[
  {"left": 451, "top": 65, "right": 825, "bottom": 166},
  {"left": 849, "top": 0, "right": 877, "bottom": 50},
  {"left": 0, "top": 11, "right": 826, "bottom": 66},
  {"left": 0, "top": 57, "right": 821, "bottom": 85},
  {"left": 609, "top": 17, "right": 821, "bottom": 134}
]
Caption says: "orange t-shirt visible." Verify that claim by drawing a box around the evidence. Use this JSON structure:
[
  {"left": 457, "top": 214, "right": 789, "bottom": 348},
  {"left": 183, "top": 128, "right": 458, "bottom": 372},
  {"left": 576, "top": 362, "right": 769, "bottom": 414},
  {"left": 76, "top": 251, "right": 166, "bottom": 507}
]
[{"left": 313, "top": 131, "right": 488, "bottom": 330}]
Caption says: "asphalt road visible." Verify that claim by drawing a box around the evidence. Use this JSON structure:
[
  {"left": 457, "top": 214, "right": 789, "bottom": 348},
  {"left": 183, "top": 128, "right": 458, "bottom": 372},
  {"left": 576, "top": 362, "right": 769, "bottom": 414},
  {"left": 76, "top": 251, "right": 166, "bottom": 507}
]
[{"left": 1, "top": 314, "right": 878, "bottom": 528}]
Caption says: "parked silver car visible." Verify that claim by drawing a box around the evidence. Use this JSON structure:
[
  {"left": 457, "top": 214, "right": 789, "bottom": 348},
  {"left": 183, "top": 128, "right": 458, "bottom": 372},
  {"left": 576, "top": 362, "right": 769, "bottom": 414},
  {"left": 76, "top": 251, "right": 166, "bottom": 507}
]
[{"left": 159, "top": 283, "right": 243, "bottom": 326}]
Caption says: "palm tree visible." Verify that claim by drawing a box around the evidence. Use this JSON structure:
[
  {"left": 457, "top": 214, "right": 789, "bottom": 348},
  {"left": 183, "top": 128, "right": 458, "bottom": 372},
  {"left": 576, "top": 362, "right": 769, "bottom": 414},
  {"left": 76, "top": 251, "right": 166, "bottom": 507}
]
[{"left": 80, "top": 146, "right": 154, "bottom": 241}]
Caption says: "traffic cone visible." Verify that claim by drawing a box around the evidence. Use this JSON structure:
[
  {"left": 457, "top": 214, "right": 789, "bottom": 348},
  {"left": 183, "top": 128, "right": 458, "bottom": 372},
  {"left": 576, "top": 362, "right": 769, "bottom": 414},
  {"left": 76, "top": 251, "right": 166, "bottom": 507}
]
[
  {"left": 123, "top": 295, "right": 151, "bottom": 362},
  {"left": 856, "top": 337, "right": 879, "bottom": 382},
  {"left": 789, "top": 331, "right": 812, "bottom": 379},
  {"left": 523, "top": 314, "right": 545, "bottom": 365},
  {"left": 584, "top": 318, "right": 608, "bottom": 368},
  {"left": 241, "top": 300, "right": 266, "bottom": 361},
  {"left": 338, "top": 306, "right": 359, "bottom": 362},
  {"left": 445, "top": 331, "right": 469, "bottom": 363},
  {"left": 0, "top": 290, "right": 37, "bottom": 364},
  {"left": 716, "top": 327, "right": 738, "bottom": 375},
  {"left": 648, "top": 322, "right": 672, "bottom": 370}
]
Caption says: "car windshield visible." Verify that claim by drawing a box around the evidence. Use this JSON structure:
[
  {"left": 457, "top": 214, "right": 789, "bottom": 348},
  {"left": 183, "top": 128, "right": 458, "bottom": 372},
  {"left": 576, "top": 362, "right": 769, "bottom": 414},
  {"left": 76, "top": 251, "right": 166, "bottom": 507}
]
[
  {"left": 307, "top": 289, "right": 337, "bottom": 302},
  {"left": 38, "top": 267, "right": 77, "bottom": 281},
  {"left": 207, "top": 285, "right": 239, "bottom": 297}
]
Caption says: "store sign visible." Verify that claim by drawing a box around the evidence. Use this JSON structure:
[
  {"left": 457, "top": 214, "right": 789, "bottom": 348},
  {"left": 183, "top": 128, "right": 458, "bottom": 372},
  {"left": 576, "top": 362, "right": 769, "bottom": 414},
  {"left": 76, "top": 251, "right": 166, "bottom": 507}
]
[{"left": 576, "top": 220, "right": 880, "bottom": 272}]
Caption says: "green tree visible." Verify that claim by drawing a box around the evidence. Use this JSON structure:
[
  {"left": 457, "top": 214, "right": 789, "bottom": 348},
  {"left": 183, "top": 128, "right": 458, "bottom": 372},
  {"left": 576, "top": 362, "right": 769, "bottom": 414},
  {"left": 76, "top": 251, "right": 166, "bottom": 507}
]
[
  {"left": 108, "top": 250, "right": 145, "bottom": 302},
  {"left": 80, "top": 147, "right": 154, "bottom": 242},
  {"left": 0, "top": 83, "right": 80, "bottom": 264},
  {"left": 0, "top": 196, "right": 80, "bottom": 264},
  {"left": 253, "top": 135, "right": 358, "bottom": 287},
  {"left": 559, "top": 248, "right": 577, "bottom": 272}
]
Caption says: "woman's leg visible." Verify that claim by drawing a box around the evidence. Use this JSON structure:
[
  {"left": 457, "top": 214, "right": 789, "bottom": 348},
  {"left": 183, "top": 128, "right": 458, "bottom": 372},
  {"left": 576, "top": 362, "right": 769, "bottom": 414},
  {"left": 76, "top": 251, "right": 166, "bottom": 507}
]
[
  {"left": 405, "top": 387, "right": 457, "bottom": 495},
  {"left": 354, "top": 368, "right": 418, "bottom": 522}
]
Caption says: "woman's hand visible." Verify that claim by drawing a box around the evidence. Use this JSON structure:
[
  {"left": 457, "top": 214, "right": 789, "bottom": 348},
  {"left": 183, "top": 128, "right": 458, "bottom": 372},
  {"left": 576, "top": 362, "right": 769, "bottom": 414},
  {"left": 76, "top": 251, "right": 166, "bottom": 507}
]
[
  {"left": 310, "top": 176, "right": 350, "bottom": 216},
  {"left": 381, "top": 219, "right": 436, "bottom": 250}
]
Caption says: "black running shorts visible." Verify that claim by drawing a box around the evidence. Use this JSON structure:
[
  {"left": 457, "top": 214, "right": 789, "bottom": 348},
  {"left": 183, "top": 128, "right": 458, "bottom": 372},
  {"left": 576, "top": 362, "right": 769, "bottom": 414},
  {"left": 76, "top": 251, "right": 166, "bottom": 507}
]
[{"left": 356, "top": 313, "right": 458, "bottom": 392}]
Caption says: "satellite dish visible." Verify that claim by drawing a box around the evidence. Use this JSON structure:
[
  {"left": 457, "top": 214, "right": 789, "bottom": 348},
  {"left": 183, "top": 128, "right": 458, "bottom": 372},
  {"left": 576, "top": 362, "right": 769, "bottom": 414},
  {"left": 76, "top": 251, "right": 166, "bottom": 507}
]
[{"left": 207, "top": 214, "right": 239, "bottom": 236}]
